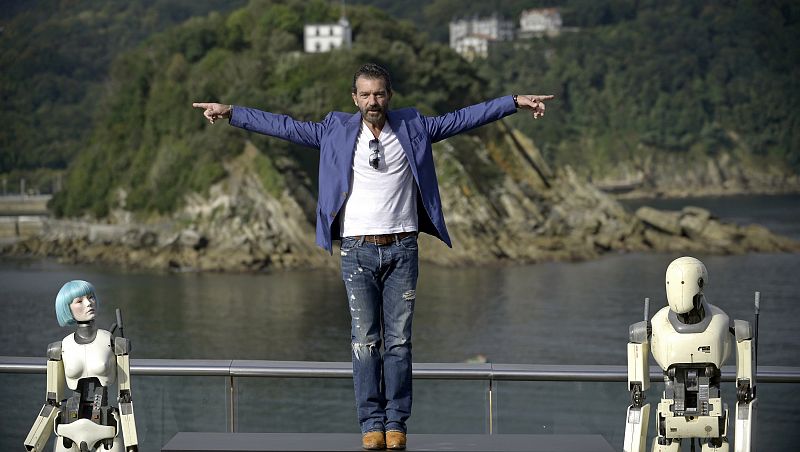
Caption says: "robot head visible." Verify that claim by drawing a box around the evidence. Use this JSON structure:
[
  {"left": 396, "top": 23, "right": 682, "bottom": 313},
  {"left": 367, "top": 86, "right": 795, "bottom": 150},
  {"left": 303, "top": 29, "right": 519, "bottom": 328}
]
[
  {"left": 665, "top": 256, "right": 708, "bottom": 314},
  {"left": 55, "top": 280, "right": 100, "bottom": 327}
]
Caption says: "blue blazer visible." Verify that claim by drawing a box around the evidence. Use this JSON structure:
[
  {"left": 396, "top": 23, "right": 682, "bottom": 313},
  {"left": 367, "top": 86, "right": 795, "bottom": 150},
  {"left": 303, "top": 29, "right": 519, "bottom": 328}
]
[{"left": 230, "top": 95, "right": 517, "bottom": 253}]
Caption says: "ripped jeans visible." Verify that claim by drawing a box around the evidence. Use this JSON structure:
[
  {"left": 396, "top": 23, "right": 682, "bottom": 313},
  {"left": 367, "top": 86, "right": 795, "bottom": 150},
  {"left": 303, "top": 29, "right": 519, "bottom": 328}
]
[{"left": 340, "top": 234, "right": 418, "bottom": 434}]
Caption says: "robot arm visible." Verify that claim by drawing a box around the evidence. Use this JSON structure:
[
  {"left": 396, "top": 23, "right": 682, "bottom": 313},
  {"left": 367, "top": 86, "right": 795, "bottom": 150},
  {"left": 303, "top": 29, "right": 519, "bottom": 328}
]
[
  {"left": 24, "top": 342, "right": 65, "bottom": 451},
  {"left": 624, "top": 299, "right": 652, "bottom": 452},
  {"left": 733, "top": 319, "right": 757, "bottom": 452},
  {"left": 115, "top": 336, "right": 139, "bottom": 451}
]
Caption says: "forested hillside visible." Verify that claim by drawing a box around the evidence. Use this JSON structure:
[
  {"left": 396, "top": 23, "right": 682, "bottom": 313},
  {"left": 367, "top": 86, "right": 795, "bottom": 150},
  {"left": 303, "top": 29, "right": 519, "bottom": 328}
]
[
  {"left": 485, "top": 1, "right": 800, "bottom": 181},
  {"left": 0, "top": 0, "right": 245, "bottom": 189},
  {"left": 47, "top": 0, "right": 486, "bottom": 217},
  {"left": 2, "top": 0, "right": 798, "bottom": 208},
  {"left": 351, "top": 0, "right": 799, "bottom": 180}
]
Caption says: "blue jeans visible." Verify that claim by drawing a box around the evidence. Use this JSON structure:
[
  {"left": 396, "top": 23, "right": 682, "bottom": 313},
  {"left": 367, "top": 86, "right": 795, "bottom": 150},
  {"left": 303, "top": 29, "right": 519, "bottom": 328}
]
[{"left": 340, "top": 234, "right": 418, "bottom": 434}]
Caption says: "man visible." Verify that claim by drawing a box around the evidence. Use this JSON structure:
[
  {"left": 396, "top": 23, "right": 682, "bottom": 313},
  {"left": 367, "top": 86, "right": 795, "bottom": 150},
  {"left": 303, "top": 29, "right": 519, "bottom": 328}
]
[{"left": 193, "top": 63, "right": 552, "bottom": 450}]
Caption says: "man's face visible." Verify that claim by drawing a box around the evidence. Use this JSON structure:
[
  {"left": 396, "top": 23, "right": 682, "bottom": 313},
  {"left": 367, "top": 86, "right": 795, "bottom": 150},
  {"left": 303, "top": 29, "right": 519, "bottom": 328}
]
[{"left": 352, "top": 76, "right": 392, "bottom": 127}]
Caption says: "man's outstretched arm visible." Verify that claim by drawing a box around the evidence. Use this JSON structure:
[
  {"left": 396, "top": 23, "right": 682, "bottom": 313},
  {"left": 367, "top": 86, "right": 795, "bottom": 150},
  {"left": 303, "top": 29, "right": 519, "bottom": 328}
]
[
  {"left": 424, "top": 94, "right": 554, "bottom": 142},
  {"left": 192, "top": 102, "right": 324, "bottom": 149}
]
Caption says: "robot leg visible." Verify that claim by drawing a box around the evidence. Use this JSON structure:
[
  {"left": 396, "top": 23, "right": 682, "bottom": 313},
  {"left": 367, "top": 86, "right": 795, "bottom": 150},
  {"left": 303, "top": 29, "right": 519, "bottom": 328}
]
[
  {"left": 106, "top": 411, "right": 125, "bottom": 452},
  {"left": 734, "top": 397, "right": 757, "bottom": 452},
  {"left": 624, "top": 404, "right": 650, "bottom": 452},
  {"left": 54, "top": 437, "right": 77, "bottom": 452},
  {"left": 651, "top": 436, "right": 680, "bottom": 452},
  {"left": 701, "top": 438, "right": 730, "bottom": 452}
]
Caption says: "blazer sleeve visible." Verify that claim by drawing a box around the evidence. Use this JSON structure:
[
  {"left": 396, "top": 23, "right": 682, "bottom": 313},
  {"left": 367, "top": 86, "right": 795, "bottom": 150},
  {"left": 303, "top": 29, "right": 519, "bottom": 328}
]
[
  {"left": 229, "top": 106, "right": 326, "bottom": 149},
  {"left": 423, "top": 96, "right": 517, "bottom": 143}
]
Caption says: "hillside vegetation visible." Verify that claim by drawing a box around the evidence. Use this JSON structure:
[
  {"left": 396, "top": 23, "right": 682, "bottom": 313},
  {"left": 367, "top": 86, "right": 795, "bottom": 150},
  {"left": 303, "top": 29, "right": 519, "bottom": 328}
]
[
  {"left": 0, "top": 0, "right": 246, "bottom": 189},
  {"left": 2, "top": 0, "right": 797, "bottom": 212},
  {"left": 484, "top": 1, "right": 800, "bottom": 180},
  {"left": 48, "top": 0, "right": 486, "bottom": 217}
]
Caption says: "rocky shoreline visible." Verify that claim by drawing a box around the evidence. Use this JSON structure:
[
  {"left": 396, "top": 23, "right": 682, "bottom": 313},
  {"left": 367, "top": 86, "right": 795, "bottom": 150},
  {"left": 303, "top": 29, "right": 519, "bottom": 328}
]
[
  {"left": 4, "top": 129, "right": 799, "bottom": 272},
  {"left": 590, "top": 150, "right": 800, "bottom": 200}
]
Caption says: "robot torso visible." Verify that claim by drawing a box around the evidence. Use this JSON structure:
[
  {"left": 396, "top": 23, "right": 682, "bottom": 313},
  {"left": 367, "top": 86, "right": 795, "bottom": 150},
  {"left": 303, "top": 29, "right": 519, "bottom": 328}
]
[
  {"left": 61, "top": 329, "right": 116, "bottom": 390},
  {"left": 651, "top": 302, "right": 732, "bottom": 371}
]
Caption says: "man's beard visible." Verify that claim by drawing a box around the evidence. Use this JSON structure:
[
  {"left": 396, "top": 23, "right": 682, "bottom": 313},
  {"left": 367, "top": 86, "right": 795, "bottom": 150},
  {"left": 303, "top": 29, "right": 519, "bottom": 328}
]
[{"left": 361, "top": 105, "right": 385, "bottom": 125}]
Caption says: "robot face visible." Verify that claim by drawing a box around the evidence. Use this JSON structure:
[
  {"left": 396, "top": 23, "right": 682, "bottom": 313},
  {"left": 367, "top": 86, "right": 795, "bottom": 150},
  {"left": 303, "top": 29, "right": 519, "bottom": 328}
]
[
  {"left": 70, "top": 295, "right": 97, "bottom": 322},
  {"left": 665, "top": 256, "right": 708, "bottom": 314}
]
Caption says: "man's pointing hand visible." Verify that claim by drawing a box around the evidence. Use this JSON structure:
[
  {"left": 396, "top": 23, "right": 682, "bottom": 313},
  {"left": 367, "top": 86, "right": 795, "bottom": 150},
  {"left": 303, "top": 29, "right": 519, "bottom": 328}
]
[
  {"left": 192, "top": 102, "right": 232, "bottom": 124},
  {"left": 516, "top": 95, "right": 555, "bottom": 119}
]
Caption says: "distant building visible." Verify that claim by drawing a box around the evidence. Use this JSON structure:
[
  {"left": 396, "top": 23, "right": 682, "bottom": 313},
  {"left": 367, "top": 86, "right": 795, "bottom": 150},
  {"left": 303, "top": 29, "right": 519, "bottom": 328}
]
[
  {"left": 519, "top": 8, "right": 562, "bottom": 37},
  {"left": 304, "top": 17, "right": 352, "bottom": 53},
  {"left": 449, "top": 15, "right": 514, "bottom": 60}
]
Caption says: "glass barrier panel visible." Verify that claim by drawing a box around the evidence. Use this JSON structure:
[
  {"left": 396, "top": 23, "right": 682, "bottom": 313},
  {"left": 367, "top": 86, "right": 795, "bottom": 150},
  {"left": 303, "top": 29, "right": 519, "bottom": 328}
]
[
  {"left": 135, "top": 375, "right": 228, "bottom": 450},
  {"left": 2, "top": 373, "right": 45, "bottom": 451},
  {"left": 496, "top": 379, "right": 799, "bottom": 450},
  {"left": 1, "top": 374, "right": 227, "bottom": 452},
  {"left": 409, "top": 379, "right": 489, "bottom": 433},
  {"left": 235, "top": 377, "right": 358, "bottom": 432},
  {"left": 235, "top": 377, "right": 488, "bottom": 433},
  {"left": 494, "top": 380, "right": 628, "bottom": 444}
]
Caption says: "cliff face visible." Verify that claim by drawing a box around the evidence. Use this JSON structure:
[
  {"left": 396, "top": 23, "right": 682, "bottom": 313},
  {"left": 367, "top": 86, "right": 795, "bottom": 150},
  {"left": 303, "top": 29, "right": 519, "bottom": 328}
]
[
  {"left": 418, "top": 122, "right": 798, "bottom": 265},
  {"left": 6, "top": 123, "right": 798, "bottom": 271},
  {"left": 589, "top": 147, "right": 800, "bottom": 199}
]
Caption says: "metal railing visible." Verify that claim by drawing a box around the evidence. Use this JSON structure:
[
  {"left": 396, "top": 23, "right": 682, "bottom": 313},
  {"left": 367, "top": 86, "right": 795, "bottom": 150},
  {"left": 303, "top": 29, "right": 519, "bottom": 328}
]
[{"left": 3, "top": 356, "right": 798, "bottom": 434}]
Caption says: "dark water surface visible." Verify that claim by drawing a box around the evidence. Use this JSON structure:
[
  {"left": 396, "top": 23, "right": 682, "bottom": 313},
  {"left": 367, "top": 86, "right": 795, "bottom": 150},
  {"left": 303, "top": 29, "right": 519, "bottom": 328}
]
[{"left": 2, "top": 194, "right": 798, "bottom": 450}]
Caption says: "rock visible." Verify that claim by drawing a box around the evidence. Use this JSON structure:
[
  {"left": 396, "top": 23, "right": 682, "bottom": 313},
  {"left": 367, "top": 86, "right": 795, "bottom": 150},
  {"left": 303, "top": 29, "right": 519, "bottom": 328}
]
[
  {"left": 178, "top": 229, "right": 204, "bottom": 249},
  {"left": 679, "top": 206, "right": 712, "bottom": 238},
  {"left": 635, "top": 207, "right": 682, "bottom": 235},
  {"left": 88, "top": 224, "right": 126, "bottom": 244}
]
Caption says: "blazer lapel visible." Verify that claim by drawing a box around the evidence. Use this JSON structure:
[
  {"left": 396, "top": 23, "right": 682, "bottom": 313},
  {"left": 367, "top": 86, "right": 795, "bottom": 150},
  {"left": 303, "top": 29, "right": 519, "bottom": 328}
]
[
  {"left": 338, "top": 113, "right": 361, "bottom": 170},
  {"left": 388, "top": 112, "right": 418, "bottom": 175}
]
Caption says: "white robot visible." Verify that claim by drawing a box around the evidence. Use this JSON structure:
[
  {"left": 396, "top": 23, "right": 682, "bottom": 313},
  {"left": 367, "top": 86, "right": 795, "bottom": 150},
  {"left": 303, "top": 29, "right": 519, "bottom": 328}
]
[
  {"left": 25, "top": 280, "right": 138, "bottom": 452},
  {"left": 624, "top": 257, "right": 758, "bottom": 452}
]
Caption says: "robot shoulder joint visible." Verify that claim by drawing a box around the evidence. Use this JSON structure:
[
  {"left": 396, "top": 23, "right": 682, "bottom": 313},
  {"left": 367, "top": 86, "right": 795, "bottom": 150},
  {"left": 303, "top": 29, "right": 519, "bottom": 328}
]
[
  {"left": 114, "top": 337, "right": 132, "bottom": 356},
  {"left": 46, "top": 341, "right": 62, "bottom": 360},
  {"left": 733, "top": 319, "right": 752, "bottom": 342},
  {"left": 629, "top": 320, "right": 649, "bottom": 344}
]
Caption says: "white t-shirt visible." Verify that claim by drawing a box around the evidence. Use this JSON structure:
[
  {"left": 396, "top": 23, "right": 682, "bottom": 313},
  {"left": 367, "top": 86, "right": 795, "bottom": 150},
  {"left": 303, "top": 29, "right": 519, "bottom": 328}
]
[{"left": 340, "top": 121, "right": 418, "bottom": 236}]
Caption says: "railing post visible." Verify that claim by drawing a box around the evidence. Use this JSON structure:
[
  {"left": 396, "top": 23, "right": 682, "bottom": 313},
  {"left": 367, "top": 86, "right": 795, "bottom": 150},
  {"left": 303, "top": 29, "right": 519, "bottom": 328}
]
[
  {"left": 487, "top": 378, "right": 494, "bottom": 434},
  {"left": 227, "top": 375, "right": 236, "bottom": 432}
]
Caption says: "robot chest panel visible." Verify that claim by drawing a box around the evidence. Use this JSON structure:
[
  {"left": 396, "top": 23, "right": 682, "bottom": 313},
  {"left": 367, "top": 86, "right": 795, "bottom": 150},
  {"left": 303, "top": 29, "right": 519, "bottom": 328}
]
[
  {"left": 651, "top": 312, "right": 731, "bottom": 370},
  {"left": 62, "top": 331, "right": 116, "bottom": 389}
]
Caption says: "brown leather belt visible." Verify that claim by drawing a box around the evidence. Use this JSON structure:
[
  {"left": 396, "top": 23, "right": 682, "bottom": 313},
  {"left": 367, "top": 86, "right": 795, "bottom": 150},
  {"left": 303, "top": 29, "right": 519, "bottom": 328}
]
[{"left": 351, "top": 231, "right": 417, "bottom": 246}]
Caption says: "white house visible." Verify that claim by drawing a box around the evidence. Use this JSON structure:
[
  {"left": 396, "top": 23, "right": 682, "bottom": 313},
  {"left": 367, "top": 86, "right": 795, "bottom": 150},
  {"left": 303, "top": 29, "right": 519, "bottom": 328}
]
[
  {"left": 519, "top": 8, "right": 563, "bottom": 37},
  {"left": 304, "top": 17, "right": 352, "bottom": 53},
  {"left": 451, "top": 34, "right": 492, "bottom": 60},
  {"left": 449, "top": 15, "right": 514, "bottom": 60}
]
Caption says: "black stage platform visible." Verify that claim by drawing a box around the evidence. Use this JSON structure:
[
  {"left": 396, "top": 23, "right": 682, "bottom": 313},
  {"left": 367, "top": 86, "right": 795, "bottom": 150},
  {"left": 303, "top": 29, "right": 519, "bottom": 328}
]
[{"left": 161, "top": 432, "right": 615, "bottom": 452}]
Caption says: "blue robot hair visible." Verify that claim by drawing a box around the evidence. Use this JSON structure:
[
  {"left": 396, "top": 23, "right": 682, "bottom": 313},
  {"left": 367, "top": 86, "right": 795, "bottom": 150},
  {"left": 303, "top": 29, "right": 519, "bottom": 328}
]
[{"left": 55, "top": 280, "right": 100, "bottom": 327}]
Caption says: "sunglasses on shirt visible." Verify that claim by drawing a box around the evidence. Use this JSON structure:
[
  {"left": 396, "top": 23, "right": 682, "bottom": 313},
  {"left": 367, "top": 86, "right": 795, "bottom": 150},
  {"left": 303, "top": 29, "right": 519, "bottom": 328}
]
[{"left": 369, "top": 139, "right": 380, "bottom": 170}]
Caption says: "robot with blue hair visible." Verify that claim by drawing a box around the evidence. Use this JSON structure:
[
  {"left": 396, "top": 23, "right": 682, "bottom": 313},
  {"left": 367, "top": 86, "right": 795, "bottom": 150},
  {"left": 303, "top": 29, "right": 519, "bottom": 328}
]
[
  {"left": 25, "top": 280, "right": 138, "bottom": 451},
  {"left": 624, "top": 256, "right": 758, "bottom": 452}
]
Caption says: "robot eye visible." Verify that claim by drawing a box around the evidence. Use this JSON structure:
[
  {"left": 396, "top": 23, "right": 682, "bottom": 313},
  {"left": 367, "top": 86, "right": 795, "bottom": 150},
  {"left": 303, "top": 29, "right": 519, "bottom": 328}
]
[
  {"left": 698, "top": 278, "right": 704, "bottom": 287},
  {"left": 681, "top": 281, "right": 685, "bottom": 284}
]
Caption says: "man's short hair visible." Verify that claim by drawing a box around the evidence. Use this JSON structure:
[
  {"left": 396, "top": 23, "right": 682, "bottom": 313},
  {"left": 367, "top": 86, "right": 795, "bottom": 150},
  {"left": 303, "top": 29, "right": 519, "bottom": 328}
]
[{"left": 352, "top": 63, "right": 392, "bottom": 94}]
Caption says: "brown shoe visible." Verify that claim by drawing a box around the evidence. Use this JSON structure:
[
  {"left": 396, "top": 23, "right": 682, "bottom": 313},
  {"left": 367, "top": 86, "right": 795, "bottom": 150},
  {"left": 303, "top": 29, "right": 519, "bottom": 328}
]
[
  {"left": 361, "top": 431, "right": 386, "bottom": 450},
  {"left": 386, "top": 430, "right": 406, "bottom": 450}
]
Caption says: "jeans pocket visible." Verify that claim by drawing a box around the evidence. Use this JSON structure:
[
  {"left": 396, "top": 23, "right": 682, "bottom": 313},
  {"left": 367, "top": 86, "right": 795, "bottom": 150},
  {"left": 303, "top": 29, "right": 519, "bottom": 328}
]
[
  {"left": 340, "top": 237, "right": 360, "bottom": 252},
  {"left": 397, "top": 234, "right": 418, "bottom": 250}
]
